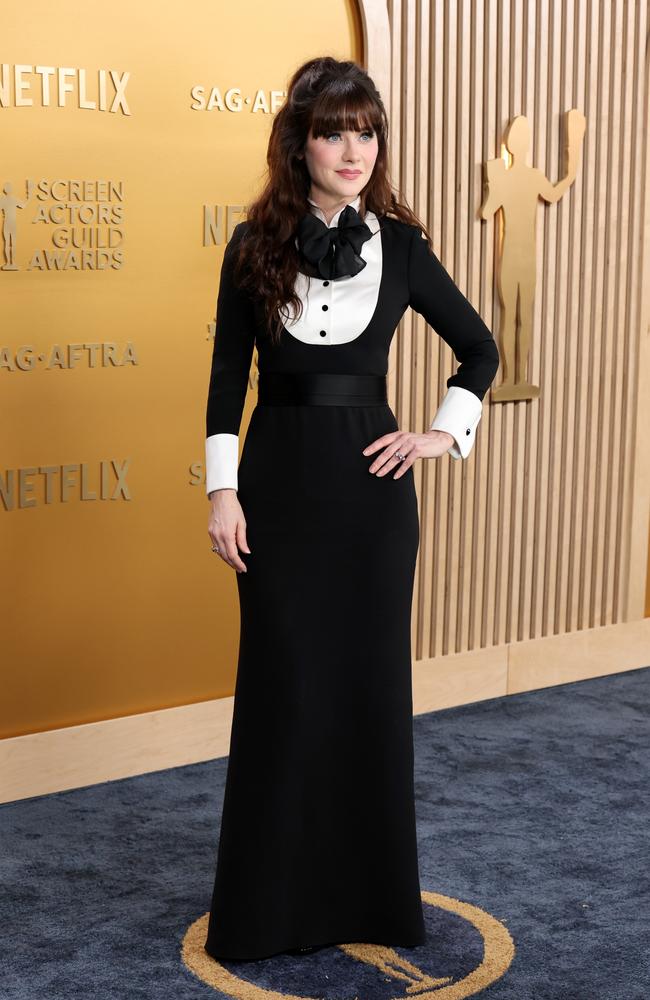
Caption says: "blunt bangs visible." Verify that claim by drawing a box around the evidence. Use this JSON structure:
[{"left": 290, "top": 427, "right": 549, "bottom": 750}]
[{"left": 309, "top": 84, "right": 383, "bottom": 139}]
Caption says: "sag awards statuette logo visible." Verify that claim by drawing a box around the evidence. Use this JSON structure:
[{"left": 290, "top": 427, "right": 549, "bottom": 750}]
[
  {"left": 0, "top": 178, "right": 125, "bottom": 270},
  {"left": 481, "top": 108, "right": 586, "bottom": 402},
  {"left": 181, "top": 891, "right": 515, "bottom": 998}
]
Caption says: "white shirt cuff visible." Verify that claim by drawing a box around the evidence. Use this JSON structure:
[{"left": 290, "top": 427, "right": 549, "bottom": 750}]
[
  {"left": 205, "top": 433, "right": 239, "bottom": 494},
  {"left": 429, "top": 385, "right": 483, "bottom": 459}
]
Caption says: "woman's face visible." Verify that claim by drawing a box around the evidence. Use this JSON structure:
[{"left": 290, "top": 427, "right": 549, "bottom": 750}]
[{"left": 302, "top": 125, "right": 379, "bottom": 208}]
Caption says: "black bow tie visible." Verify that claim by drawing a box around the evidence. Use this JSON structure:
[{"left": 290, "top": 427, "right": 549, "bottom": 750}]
[{"left": 296, "top": 204, "right": 374, "bottom": 280}]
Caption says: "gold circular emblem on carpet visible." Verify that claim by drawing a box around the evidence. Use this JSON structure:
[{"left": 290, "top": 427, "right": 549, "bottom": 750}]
[{"left": 181, "top": 891, "right": 515, "bottom": 998}]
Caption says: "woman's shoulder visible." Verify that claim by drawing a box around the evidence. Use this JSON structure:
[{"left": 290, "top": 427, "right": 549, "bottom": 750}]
[
  {"left": 231, "top": 219, "right": 250, "bottom": 240},
  {"left": 376, "top": 214, "right": 421, "bottom": 254},
  {"left": 225, "top": 220, "right": 253, "bottom": 262},
  {"left": 377, "top": 213, "right": 420, "bottom": 238}
]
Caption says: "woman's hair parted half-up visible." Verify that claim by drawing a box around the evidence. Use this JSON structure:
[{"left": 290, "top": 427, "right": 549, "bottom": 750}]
[{"left": 227, "top": 56, "right": 432, "bottom": 345}]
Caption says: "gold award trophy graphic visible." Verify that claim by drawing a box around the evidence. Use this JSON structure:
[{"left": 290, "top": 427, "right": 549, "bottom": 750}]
[
  {"left": 0, "top": 181, "right": 28, "bottom": 270},
  {"left": 480, "top": 109, "right": 586, "bottom": 401},
  {"left": 181, "top": 890, "right": 516, "bottom": 997}
]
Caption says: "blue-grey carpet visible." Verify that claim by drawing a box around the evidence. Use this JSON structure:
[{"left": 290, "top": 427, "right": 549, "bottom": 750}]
[{"left": 1, "top": 665, "right": 648, "bottom": 999}]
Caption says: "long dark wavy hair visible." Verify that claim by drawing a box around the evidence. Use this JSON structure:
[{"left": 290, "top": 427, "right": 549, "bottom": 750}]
[{"left": 229, "top": 56, "right": 432, "bottom": 345}]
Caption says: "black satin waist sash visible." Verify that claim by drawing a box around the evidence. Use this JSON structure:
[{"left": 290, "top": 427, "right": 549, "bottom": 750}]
[{"left": 257, "top": 371, "right": 388, "bottom": 406}]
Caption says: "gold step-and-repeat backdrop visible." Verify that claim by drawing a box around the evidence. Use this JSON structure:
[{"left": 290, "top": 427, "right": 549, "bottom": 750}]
[{"left": 1, "top": 2, "right": 362, "bottom": 738}]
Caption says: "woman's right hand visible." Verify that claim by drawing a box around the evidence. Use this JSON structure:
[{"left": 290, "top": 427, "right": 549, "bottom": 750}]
[{"left": 207, "top": 489, "right": 251, "bottom": 573}]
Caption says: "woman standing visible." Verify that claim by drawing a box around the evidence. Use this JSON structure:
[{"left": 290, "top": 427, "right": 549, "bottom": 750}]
[{"left": 203, "top": 56, "right": 499, "bottom": 962}]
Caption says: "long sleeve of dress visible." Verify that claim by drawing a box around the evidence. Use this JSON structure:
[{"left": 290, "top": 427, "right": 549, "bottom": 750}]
[
  {"left": 205, "top": 222, "right": 257, "bottom": 495},
  {"left": 407, "top": 226, "right": 500, "bottom": 459}
]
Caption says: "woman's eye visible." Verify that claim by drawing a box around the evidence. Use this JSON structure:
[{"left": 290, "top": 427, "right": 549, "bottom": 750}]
[{"left": 326, "top": 130, "right": 375, "bottom": 141}]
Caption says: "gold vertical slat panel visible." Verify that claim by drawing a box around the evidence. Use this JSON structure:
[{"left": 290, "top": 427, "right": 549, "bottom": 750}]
[
  {"left": 369, "top": 0, "right": 650, "bottom": 659},
  {"left": 626, "top": 1, "right": 650, "bottom": 623}
]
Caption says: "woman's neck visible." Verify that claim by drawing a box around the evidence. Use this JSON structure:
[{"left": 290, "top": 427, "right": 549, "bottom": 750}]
[{"left": 308, "top": 191, "right": 360, "bottom": 226}]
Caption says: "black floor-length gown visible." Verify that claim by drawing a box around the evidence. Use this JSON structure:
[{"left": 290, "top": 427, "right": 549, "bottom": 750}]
[{"left": 203, "top": 207, "right": 500, "bottom": 962}]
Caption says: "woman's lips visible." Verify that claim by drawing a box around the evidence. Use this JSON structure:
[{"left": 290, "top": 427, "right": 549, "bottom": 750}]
[{"left": 337, "top": 170, "right": 362, "bottom": 178}]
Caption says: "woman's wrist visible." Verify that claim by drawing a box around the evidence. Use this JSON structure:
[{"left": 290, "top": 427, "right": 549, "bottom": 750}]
[
  {"left": 209, "top": 488, "right": 237, "bottom": 501},
  {"left": 426, "top": 429, "right": 455, "bottom": 448}
]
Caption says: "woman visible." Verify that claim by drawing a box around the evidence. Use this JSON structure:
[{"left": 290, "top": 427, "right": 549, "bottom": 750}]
[{"left": 203, "top": 56, "right": 500, "bottom": 962}]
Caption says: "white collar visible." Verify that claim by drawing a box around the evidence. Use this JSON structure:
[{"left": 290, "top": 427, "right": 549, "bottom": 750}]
[{"left": 307, "top": 193, "right": 362, "bottom": 228}]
